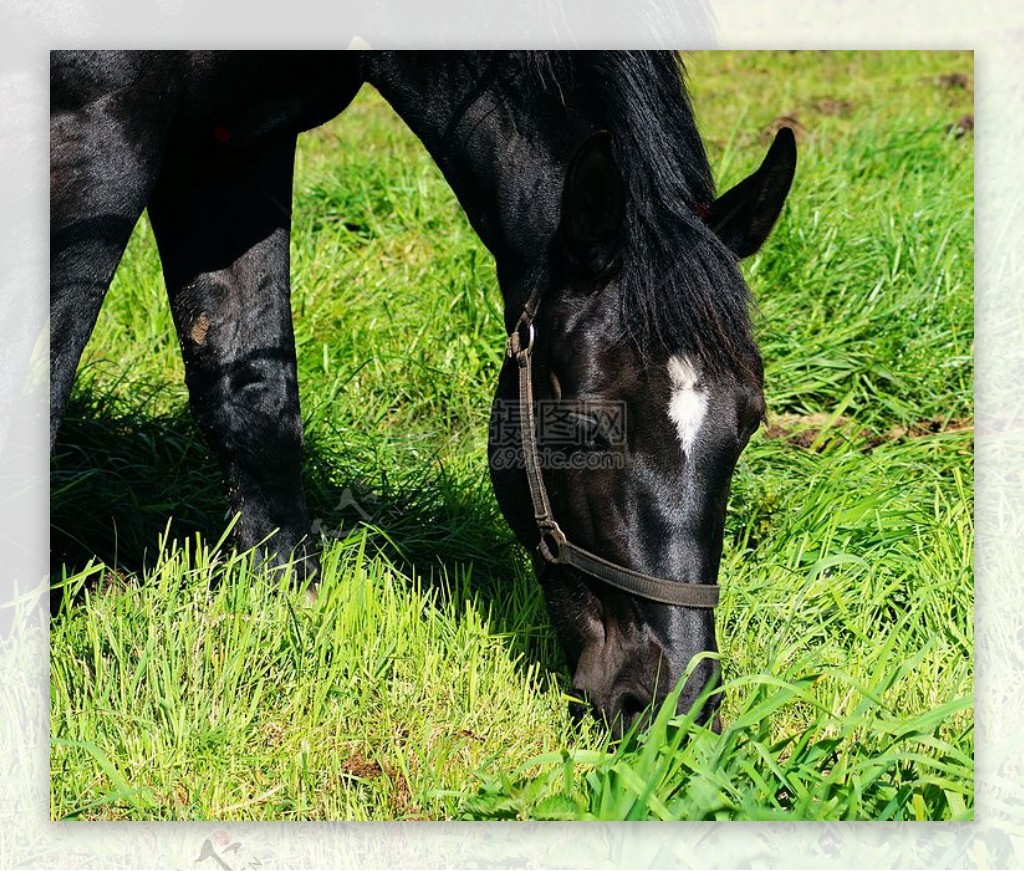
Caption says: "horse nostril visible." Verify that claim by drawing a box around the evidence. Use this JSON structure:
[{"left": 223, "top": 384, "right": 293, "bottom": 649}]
[
  {"left": 614, "top": 690, "right": 649, "bottom": 720},
  {"left": 567, "top": 680, "right": 655, "bottom": 734},
  {"left": 603, "top": 687, "right": 653, "bottom": 735}
]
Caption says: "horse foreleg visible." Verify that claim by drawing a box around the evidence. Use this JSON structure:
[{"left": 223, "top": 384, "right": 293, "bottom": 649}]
[
  {"left": 148, "top": 139, "right": 316, "bottom": 582},
  {"left": 49, "top": 98, "right": 168, "bottom": 448}
]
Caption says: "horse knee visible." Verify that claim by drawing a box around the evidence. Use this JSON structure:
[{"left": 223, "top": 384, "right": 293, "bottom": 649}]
[{"left": 188, "top": 359, "right": 303, "bottom": 465}]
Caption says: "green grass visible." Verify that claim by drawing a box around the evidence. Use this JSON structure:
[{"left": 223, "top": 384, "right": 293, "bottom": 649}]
[{"left": 50, "top": 50, "right": 974, "bottom": 821}]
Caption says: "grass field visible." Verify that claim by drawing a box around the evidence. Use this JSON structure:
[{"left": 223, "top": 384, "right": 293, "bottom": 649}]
[{"left": 50, "top": 51, "right": 974, "bottom": 821}]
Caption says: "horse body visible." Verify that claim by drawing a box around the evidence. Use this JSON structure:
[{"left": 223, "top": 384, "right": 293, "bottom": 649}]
[
  {"left": 50, "top": 50, "right": 795, "bottom": 732},
  {"left": 52, "top": 51, "right": 361, "bottom": 563}
]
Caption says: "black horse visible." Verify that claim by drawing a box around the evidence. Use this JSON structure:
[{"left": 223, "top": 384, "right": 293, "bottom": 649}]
[{"left": 50, "top": 51, "right": 795, "bottom": 732}]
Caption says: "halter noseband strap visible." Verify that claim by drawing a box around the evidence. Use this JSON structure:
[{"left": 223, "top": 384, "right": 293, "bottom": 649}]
[{"left": 504, "top": 290, "right": 720, "bottom": 610}]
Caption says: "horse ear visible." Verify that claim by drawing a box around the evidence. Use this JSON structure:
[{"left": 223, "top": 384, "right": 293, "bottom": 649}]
[
  {"left": 704, "top": 127, "right": 797, "bottom": 259},
  {"left": 560, "top": 130, "right": 625, "bottom": 278}
]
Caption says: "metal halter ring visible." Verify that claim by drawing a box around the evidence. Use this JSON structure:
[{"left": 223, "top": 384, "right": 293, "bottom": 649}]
[
  {"left": 523, "top": 322, "right": 535, "bottom": 356},
  {"left": 538, "top": 521, "right": 566, "bottom": 563},
  {"left": 506, "top": 321, "right": 535, "bottom": 359}
]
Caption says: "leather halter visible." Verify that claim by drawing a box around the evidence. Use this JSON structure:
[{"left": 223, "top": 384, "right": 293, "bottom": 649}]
[{"left": 504, "top": 288, "right": 720, "bottom": 610}]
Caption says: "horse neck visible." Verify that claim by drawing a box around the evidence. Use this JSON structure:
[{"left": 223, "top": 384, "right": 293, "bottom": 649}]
[{"left": 363, "top": 52, "right": 581, "bottom": 289}]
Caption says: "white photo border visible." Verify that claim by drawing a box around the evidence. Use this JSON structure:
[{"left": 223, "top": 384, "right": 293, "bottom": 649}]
[{"left": 1, "top": 0, "right": 1007, "bottom": 865}]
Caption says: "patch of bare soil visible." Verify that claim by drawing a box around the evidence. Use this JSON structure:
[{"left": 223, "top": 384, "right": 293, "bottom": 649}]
[
  {"left": 947, "top": 114, "right": 974, "bottom": 137},
  {"left": 938, "top": 72, "right": 972, "bottom": 92},
  {"left": 812, "top": 97, "right": 854, "bottom": 117},
  {"left": 762, "top": 114, "right": 808, "bottom": 144},
  {"left": 339, "top": 754, "right": 383, "bottom": 779}
]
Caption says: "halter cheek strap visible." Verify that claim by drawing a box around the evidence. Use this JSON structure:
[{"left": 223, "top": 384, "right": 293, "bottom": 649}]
[{"left": 504, "top": 291, "right": 720, "bottom": 610}]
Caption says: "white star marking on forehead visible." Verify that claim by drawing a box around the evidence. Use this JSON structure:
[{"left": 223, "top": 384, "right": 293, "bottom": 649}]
[{"left": 667, "top": 355, "right": 708, "bottom": 456}]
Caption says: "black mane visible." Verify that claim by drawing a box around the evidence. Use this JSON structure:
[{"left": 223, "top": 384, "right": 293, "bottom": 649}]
[{"left": 510, "top": 51, "right": 759, "bottom": 377}]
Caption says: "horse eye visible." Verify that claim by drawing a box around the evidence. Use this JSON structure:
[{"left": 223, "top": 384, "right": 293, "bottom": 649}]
[
  {"left": 741, "top": 415, "right": 763, "bottom": 443},
  {"left": 568, "top": 413, "right": 612, "bottom": 451}
]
